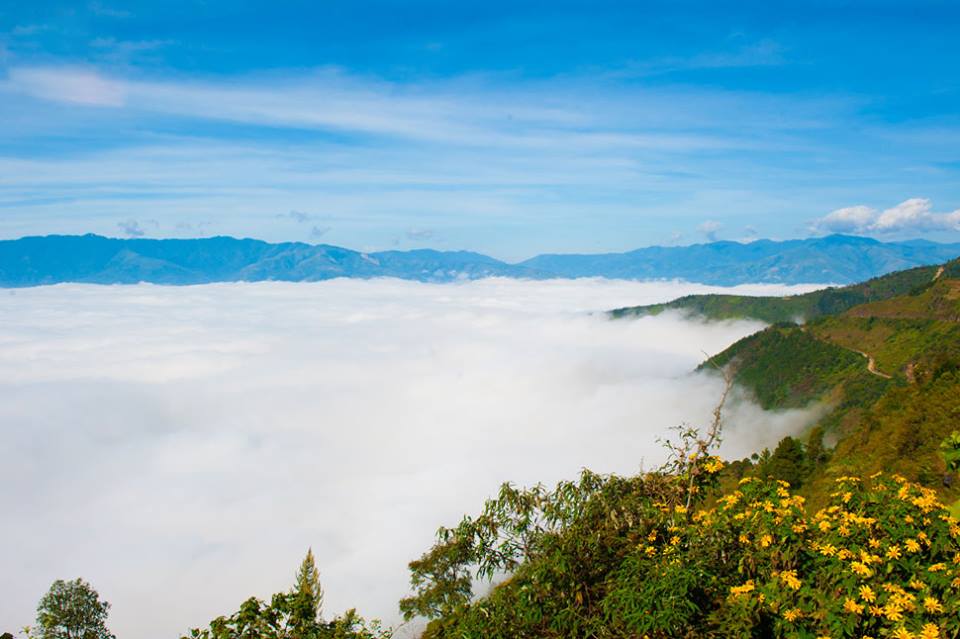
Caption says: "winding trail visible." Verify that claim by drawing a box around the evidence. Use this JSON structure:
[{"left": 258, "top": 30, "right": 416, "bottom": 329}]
[
  {"left": 851, "top": 348, "right": 892, "bottom": 379},
  {"left": 800, "top": 327, "right": 893, "bottom": 379}
]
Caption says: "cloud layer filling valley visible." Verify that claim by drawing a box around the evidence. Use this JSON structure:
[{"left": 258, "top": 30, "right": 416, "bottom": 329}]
[{"left": 0, "top": 278, "right": 824, "bottom": 638}]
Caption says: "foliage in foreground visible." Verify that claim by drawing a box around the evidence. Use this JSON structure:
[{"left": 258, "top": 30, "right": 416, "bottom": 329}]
[
  {"left": 26, "top": 578, "right": 114, "bottom": 639},
  {"left": 182, "top": 550, "right": 390, "bottom": 639},
  {"left": 403, "top": 464, "right": 960, "bottom": 638}
]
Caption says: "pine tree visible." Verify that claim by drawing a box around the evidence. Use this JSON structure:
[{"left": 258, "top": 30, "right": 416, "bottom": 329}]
[{"left": 292, "top": 548, "right": 324, "bottom": 624}]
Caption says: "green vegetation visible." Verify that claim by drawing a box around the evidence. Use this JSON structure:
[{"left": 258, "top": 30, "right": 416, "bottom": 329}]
[
  {"left": 402, "top": 443, "right": 960, "bottom": 638},
  {"left": 30, "top": 579, "right": 114, "bottom": 639},
  {"left": 610, "top": 262, "right": 943, "bottom": 323},
  {"left": 702, "top": 324, "right": 865, "bottom": 409},
  {"left": 681, "top": 256, "right": 960, "bottom": 507},
  {"left": 182, "top": 550, "right": 390, "bottom": 639}
]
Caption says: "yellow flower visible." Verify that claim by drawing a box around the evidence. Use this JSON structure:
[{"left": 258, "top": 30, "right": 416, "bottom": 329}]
[
  {"left": 819, "top": 544, "right": 837, "bottom": 557},
  {"left": 674, "top": 505, "right": 687, "bottom": 514},
  {"left": 738, "top": 533, "right": 750, "bottom": 544},
  {"left": 868, "top": 537, "right": 881, "bottom": 549},
  {"left": 818, "top": 520, "right": 832, "bottom": 532},
  {"left": 909, "top": 579, "right": 925, "bottom": 590},
  {"left": 780, "top": 570, "right": 801, "bottom": 590},
  {"left": 919, "top": 623, "right": 940, "bottom": 639},
  {"left": 912, "top": 490, "right": 939, "bottom": 513},
  {"left": 670, "top": 535, "right": 680, "bottom": 546},
  {"left": 884, "top": 602, "right": 904, "bottom": 622},
  {"left": 702, "top": 457, "right": 724, "bottom": 473},
  {"left": 644, "top": 546, "right": 656, "bottom": 556},
  {"left": 843, "top": 597, "right": 863, "bottom": 614},
  {"left": 928, "top": 563, "right": 946, "bottom": 572},
  {"left": 851, "top": 561, "right": 873, "bottom": 578},
  {"left": 859, "top": 585, "right": 876, "bottom": 602},
  {"left": 730, "top": 580, "right": 755, "bottom": 597},
  {"left": 891, "top": 628, "right": 914, "bottom": 639},
  {"left": 783, "top": 608, "right": 802, "bottom": 622},
  {"left": 905, "top": 539, "right": 921, "bottom": 553},
  {"left": 647, "top": 530, "right": 657, "bottom": 542},
  {"left": 760, "top": 534, "right": 772, "bottom": 548},
  {"left": 887, "top": 545, "right": 902, "bottom": 560},
  {"left": 869, "top": 605, "right": 884, "bottom": 616},
  {"left": 923, "top": 596, "right": 944, "bottom": 613}
]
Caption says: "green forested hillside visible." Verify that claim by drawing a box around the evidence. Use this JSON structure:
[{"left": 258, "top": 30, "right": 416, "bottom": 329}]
[
  {"left": 701, "top": 325, "right": 866, "bottom": 409},
  {"left": 609, "top": 262, "right": 943, "bottom": 323}
]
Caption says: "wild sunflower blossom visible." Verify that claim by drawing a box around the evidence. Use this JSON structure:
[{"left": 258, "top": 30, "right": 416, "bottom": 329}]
[
  {"left": 923, "top": 596, "right": 944, "bottom": 613},
  {"left": 780, "top": 570, "right": 801, "bottom": 590},
  {"left": 843, "top": 597, "right": 864, "bottom": 614}
]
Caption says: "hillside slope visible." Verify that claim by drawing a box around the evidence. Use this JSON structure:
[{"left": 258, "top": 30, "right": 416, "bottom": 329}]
[
  {"left": 611, "top": 261, "right": 945, "bottom": 323},
  {"left": 686, "top": 257, "right": 960, "bottom": 506}
]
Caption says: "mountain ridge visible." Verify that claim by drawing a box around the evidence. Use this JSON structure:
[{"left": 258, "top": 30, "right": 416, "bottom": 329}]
[{"left": 3, "top": 232, "right": 960, "bottom": 287}]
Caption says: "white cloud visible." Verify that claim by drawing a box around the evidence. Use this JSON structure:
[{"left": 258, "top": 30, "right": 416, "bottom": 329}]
[
  {"left": 0, "top": 278, "right": 823, "bottom": 639},
  {"left": 811, "top": 205, "right": 876, "bottom": 233},
  {"left": 697, "top": 220, "right": 723, "bottom": 241},
  {"left": 8, "top": 67, "right": 127, "bottom": 107},
  {"left": 0, "top": 65, "right": 808, "bottom": 152},
  {"left": 812, "top": 198, "right": 960, "bottom": 234}
]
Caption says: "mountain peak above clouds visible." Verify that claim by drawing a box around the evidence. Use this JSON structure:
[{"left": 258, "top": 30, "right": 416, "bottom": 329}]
[{"left": 1, "top": 233, "right": 959, "bottom": 287}]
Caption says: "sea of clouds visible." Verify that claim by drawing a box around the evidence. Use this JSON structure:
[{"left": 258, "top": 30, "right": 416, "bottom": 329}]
[{"left": 0, "top": 278, "right": 826, "bottom": 639}]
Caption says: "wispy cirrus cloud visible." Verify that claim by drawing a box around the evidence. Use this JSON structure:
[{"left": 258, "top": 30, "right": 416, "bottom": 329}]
[
  {"left": 1, "top": 65, "right": 816, "bottom": 151},
  {"left": 7, "top": 67, "right": 127, "bottom": 106},
  {"left": 1, "top": 62, "right": 957, "bottom": 253}
]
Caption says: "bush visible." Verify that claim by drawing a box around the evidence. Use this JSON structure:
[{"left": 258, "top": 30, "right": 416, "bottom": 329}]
[{"left": 408, "top": 471, "right": 960, "bottom": 639}]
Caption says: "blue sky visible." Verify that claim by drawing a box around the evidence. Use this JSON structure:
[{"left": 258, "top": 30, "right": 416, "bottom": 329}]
[{"left": 1, "top": 0, "right": 959, "bottom": 259}]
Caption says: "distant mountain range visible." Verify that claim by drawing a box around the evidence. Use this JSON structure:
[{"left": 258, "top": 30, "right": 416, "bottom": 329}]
[{"left": 2, "top": 233, "right": 960, "bottom": 287}]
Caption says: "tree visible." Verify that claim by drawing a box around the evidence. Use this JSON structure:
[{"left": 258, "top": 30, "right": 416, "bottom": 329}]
[
  {"left": 757, "top": 436, "right": 808, "bottom": 488},
  {"left": 35, "top": 579, "right": 113, "bottom": 639},
  {"left": 805, "top": 425, "right": 828, "bottom": 467},
  {"left": 290, "top": 548, "right": 324, "bottom": 629}
]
